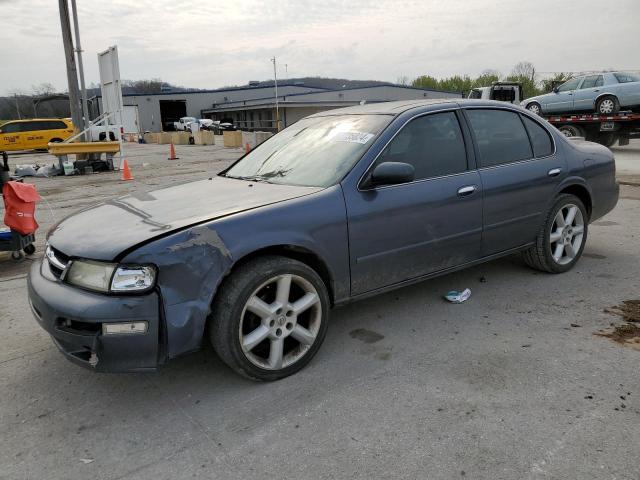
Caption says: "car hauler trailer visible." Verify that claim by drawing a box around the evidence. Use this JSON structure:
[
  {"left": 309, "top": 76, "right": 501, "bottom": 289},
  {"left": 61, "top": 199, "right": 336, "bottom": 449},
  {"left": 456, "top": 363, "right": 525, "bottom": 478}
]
[
  {"left": 470, "top": 82, "right": 640, "bottom": 147},
  {"left": 543, "top": 111, "right": 640, "bottom": 147}
]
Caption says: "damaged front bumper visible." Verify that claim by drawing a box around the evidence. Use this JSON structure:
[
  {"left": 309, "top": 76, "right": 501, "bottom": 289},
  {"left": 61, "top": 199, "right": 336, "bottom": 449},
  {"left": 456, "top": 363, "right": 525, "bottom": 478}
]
[{"left": 27, "top": 259, "right": 161, "bottom": 372}]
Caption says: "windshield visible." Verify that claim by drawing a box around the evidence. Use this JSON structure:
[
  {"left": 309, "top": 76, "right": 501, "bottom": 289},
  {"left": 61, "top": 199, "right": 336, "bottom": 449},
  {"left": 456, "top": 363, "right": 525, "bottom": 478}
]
[
  {"left": 468, "top": 89, "right": 482, "bottom": 99},
  {"left": 222, "top": 114, "right": 392, "bottom": 187}
]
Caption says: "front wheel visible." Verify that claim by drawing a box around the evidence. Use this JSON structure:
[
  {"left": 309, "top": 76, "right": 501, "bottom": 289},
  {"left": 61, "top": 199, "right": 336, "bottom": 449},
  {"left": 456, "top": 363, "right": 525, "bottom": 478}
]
[
  {"left": 527, "top": 102, "right": 542, "bottom": 116},
  {"left": 522, "top": 194, "right": 588, "bottom": 273},
  {"left": 558, "top": 125, "right": 585, "bottom": 138},
  {"left": 210, "top": 255, "right": 330, "bottom": 381}
]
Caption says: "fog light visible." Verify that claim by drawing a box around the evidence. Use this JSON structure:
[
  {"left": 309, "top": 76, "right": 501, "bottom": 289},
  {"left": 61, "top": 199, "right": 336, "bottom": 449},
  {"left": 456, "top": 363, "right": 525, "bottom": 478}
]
[{"left": 102, "top": 322, "right": 148, "bottom": 335}]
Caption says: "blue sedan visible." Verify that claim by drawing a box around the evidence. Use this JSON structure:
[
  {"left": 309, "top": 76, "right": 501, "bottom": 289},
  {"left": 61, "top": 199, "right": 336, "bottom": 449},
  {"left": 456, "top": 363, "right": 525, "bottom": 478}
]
[
  {"left": 28, "top": 100, "right": 619, "bottom": 380},
  {"left": 522, "top": 71, "right": 640, "bottom": 115}
]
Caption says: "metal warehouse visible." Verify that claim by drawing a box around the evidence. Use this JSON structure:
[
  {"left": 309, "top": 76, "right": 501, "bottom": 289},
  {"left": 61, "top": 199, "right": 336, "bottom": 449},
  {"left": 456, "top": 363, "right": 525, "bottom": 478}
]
[{"left": 95, "top": 82, "right": 460, "bottom": 133}]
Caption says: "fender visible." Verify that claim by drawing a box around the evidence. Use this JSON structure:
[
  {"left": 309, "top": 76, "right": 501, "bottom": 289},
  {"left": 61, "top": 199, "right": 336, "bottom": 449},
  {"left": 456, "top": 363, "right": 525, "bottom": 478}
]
[{"left": 594, "top": 91, "right": 619, "bottom": 107}]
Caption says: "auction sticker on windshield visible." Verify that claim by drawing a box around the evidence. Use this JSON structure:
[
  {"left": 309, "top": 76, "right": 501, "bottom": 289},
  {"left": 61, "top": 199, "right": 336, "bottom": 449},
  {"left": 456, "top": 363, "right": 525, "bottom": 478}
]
[{"left": 333, "top": 131, "right": 375, "bottom": 144}]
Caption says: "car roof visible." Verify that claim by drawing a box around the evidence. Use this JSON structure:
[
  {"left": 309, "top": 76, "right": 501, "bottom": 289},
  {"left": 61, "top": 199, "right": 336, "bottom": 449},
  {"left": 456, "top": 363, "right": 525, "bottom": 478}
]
[
  {"left": 3, "top": 118, "right": 71, "bottom": 123},
  {"left": 308, "top": 98, "right": 521, "bottom": 117}
]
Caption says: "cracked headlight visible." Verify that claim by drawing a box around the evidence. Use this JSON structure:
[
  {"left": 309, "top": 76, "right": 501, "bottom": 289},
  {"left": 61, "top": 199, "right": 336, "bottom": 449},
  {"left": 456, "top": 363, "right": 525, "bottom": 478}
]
[{"left": 65, "top": 260, "right": 156, "bottom": 293}]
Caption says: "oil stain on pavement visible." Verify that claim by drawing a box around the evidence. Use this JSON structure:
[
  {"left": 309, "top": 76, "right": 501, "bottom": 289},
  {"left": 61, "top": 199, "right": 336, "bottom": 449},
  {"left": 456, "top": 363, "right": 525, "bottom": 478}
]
[
  {"left": 349, "top": 328, "right": 384, "bottom": 344},
  {"left": 596, "top": 300, "right": 640, "bottom": 351}
]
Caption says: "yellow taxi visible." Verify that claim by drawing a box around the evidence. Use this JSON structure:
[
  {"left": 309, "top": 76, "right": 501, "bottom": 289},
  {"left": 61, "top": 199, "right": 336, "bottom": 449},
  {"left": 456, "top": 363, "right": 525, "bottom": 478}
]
[{"left": 0, "top": 118, "right": 74, "bottom": 152}]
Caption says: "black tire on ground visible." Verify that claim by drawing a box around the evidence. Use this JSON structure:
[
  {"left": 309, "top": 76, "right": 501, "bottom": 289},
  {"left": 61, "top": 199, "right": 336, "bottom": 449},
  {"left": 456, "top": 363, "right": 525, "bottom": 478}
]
[
  {"left": 522, "top": 194, "right": 588, "bottom": 274},
  {"left": 23, "top": 244, "right": 35, "bottom": 255},
  {"left": 526, "top": 102, "right": 542, "bottom": 115},
  {"left": 210, "top": 255, "right": 330, "bottom": 381},
  {"left": 558, "top": 125, "right": 585, "bottom": 138},
  {"left": 49, "top": 138, "right": 63, "bottom": 143},
  {"left": 596, "top": 95, "right": 620, "bottom": 115},
  {"left": 11, "top": 250, "right": 24, "bottom": 261},
  {"left": 595, "top": 133, "right": 617, "bottom": 148}
]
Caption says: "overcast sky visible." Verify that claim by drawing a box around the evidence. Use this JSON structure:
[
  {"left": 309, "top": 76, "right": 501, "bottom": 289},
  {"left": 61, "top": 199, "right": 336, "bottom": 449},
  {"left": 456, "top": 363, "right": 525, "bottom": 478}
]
[{"left": 1, "top": 0, "right": 639, "bottom": 95}]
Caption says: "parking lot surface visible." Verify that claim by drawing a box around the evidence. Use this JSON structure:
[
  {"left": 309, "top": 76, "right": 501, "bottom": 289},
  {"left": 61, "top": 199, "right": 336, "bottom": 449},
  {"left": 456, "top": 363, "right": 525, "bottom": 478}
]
[{"left": 1, "top": 142, "right": 639, "bottom": 479}]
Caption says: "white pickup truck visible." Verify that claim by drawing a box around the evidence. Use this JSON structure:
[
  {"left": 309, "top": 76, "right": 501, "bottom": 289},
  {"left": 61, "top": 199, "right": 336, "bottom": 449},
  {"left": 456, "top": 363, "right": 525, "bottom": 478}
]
[
  {"left": 173, "top": 117, "right": 197, "bottom": 131},
  {"left": 468, "top": 82, "right": 523, "bottom": 104},
  {"left": 88, "top": 124, "right": 121, "bottom": 141}
]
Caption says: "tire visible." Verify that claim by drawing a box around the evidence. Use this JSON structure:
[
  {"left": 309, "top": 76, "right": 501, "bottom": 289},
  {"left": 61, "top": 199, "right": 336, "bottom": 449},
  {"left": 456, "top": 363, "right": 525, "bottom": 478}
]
[
  {"left": 11, "top": 250, "right": 24, "bottom": 261},
  {"left": 23, "top": 244, "right": 35, "bottom": 255},
  {"left": 210, "top": 255, "right": 330, "bottom": 381},
  {"left": 522, "top": 194, "right": 588, "bottom": 273},
  {"left": 558, "top": 125, "right": 585, "bottom": 138},
  {"left": 49, "top": 138, "right": 63, "bottom": 143},
  {"left": 597, "top": 133, "right": 617, "bottom": 148},
  {"left": 596, "top": 96, "right": 619, "bottom": 115},
  {"left": 526, "top": 102, "right": 542, "bottom": 116}
]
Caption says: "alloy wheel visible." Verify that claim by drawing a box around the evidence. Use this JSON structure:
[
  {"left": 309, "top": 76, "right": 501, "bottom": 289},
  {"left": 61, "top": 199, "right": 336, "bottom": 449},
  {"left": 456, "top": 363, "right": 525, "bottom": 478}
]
[
  {"left": 528, "top": 103, "right": 541, "bottom": 115},
  {"left": 549, "top": 203, "right": 585, "bottom": 265},
  {"left": 239, "top": 274, "right": 322, "bottom": 370}
]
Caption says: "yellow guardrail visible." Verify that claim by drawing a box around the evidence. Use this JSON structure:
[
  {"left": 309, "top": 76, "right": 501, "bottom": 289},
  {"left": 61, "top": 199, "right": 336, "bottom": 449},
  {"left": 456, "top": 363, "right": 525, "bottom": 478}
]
[{"left": 47, "top": 141, "right": 120, "bottom": 155}]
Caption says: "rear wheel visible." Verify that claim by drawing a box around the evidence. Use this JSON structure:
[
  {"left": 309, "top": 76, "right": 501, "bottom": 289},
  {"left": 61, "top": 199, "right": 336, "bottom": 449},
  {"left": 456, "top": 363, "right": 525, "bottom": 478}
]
[
  {"left": 523, "top": 194, "right": 588, "bottom": 273},
  {"left": 210, "top": 255, "right": 330, "bottom": 381},
  {"left": 596, "top": 96, "right": 619, "bottom": 115},
  {"left": 596, "top": 133, "right": 617, "bottom": 147}
]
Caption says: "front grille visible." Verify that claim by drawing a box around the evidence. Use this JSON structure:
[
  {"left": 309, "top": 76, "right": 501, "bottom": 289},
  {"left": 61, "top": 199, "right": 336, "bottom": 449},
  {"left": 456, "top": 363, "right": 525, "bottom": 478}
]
[{"left": 46, "top": 245, "right": 69, "bottom": 278}]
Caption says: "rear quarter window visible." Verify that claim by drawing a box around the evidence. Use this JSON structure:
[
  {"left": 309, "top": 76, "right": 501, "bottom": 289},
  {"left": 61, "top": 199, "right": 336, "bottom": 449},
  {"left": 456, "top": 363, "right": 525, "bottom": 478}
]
[
  {"left": 466, "top": 109, "right": 533, "bottom": 168},
  {"left": 521, "top": 115, "right": 554, "bottom": 158}
]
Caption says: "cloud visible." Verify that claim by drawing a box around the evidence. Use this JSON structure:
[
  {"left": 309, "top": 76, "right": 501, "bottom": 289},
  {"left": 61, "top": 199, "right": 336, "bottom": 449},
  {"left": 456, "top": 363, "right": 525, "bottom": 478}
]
[{"left": 1, "top": 0, "right": 639, "bottom": 95}]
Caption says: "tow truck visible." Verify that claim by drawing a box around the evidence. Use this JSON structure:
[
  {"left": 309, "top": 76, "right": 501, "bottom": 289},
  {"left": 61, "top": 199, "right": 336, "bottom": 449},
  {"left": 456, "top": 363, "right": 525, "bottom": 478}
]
[{"left": 468, "top": 82, "right": 640, "bottom": 147}]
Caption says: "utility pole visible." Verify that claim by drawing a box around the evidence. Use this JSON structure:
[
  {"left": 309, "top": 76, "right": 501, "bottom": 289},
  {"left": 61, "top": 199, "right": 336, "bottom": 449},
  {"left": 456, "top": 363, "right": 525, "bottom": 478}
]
[
  {"left": 14, "top": 95, "right": 21, "bottom": 119},
  {"left": 271, "top": 56, "right": 280, "bottom": 131},
  {"left": 58, "top": 0, "right": 83, "bottom": 134},
  {"left": 70, "top": 0, "right": 89, "bottom": 139}
]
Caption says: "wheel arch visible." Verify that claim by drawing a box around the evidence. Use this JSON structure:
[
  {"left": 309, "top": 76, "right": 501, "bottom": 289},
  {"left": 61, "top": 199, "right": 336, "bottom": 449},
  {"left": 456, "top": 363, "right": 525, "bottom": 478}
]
[
  {"left": 223, "top": 244, "right": 336, "bottom": 306},
  {"left": 557, "top": 181, "right": 593, "bottom": 219},
  {"left": 594, "top": 92, "right": 619, "bottom": 107}
]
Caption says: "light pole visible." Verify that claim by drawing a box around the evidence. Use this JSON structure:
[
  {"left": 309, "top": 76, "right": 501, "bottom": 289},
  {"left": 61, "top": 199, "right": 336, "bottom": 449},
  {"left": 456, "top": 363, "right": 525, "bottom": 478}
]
[
  {"left": 70, "top": 0, "right": 89, "bottom": 139},
  {"left": 271, "top": 56, "right": 280, "bottom": 131},
  {"left": 58, "top": 0, "right": 83, "bottom": 135}
]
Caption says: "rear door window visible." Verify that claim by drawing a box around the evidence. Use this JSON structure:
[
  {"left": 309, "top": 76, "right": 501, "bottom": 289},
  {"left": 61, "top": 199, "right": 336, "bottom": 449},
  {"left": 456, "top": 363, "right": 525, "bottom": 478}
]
[
  {"left": 580, "top": 75, "right": 603, "bottom": 89},
  {"left": 46, "top": 120, "right": 67, "bottom": 130},
  {"left": 377, "top": 111, "right": 468, "bottom": 180},
  {"left": 466, "top": 109, "right": 533, "bottom": 167},
  {"left": 521, "top": 116, "right": 554, "bottom": 158}
]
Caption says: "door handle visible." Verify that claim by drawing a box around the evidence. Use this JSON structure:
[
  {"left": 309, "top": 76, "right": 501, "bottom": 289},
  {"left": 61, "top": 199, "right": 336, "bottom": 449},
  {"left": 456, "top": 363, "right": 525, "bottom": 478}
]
[
  {"left": 594, "top": 89, "right": 600, "bottom": 92},
  {"left": 457, "top": 185, "right": 477, "bottom": 197},
  {"left": 548, "top": 168, "right": 562, "bottom": 177}
]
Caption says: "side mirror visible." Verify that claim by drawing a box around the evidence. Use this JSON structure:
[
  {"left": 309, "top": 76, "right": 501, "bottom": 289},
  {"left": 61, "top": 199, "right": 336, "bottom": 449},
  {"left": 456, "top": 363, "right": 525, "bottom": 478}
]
[
  {"left": 552, "top": 87, "right": 559, "bottom": 93},
  {"left": 369, "top": 162, "right": 415, "bottom": 187}
]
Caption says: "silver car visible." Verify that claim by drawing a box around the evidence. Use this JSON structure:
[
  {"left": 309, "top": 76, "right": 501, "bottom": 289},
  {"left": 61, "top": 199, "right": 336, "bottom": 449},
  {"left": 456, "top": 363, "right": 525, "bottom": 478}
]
[{"left": 522, "top": 71, "right": 640, "bottom": 115}]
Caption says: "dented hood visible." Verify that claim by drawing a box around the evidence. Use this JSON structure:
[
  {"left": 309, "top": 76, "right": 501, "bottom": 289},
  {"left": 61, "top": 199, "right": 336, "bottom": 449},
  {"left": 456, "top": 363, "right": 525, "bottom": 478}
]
[{"left": 48, "top": 176, "right": 322, "bottom": 260}]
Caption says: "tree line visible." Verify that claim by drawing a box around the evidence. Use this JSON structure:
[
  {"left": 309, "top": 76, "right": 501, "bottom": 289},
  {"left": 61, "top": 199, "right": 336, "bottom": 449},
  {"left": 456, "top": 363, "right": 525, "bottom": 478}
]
[{"left": 410, "top": 62, "right": 570, "bottom": 99}]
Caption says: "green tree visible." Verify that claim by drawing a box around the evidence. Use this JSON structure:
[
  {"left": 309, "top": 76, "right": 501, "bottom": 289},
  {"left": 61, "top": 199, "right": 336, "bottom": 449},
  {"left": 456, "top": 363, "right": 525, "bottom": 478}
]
[{"left": 540, "top": 73, "right": 571, "bottom": 93}]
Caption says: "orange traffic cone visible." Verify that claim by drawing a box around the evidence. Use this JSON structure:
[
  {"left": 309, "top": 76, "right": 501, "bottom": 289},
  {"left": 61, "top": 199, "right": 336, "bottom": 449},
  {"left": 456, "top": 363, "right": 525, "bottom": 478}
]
[
  {"left": 245, "top": 142, "right": 251, "bottom": 154},
  {"left": 121, "top": 159, "right": 134, "bottom": 181},
  {"left": 168, "top": 143, "right": 179, "bottom": 160}
]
